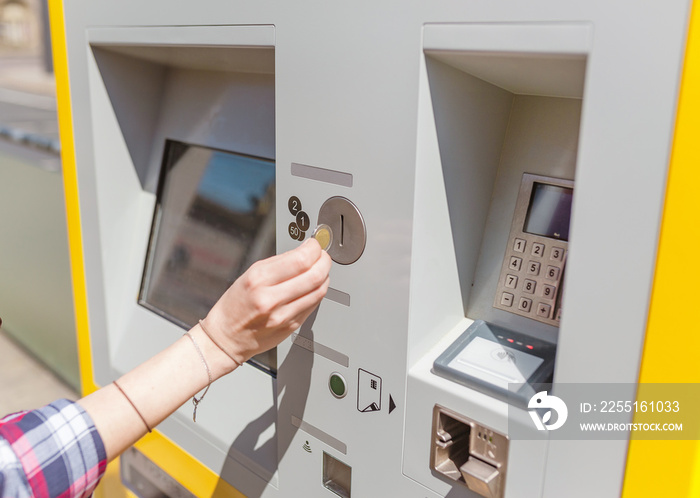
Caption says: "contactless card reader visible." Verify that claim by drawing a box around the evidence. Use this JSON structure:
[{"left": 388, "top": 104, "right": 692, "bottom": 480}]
[{"left": 433, "top": 320, "right": 555, "bottom": 407}]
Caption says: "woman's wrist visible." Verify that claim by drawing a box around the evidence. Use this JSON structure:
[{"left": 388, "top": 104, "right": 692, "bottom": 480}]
[{"left": 190, "top": 322, "right": 239, "bottom": 380}]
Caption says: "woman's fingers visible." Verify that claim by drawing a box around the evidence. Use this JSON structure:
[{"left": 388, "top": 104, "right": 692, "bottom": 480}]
[
  {"left": 263, "top": 250, "right": 332, "bottom": 308},
  {"left": 204, "top": 239, "right": 331, "bottom": 361},
  {"left": 224, "top": 275, "right": 330, "bottom": 359},
  {"left": 247, "top": 239, "right": 324, "bottom": 287},
  {"left": 267, "top": 275, "right": 331, "bottom": 332}
]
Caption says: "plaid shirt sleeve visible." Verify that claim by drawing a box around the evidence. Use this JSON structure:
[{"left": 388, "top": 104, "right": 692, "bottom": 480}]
[{"left": 0, "top": 399, "right": 107, "bottom": 498}]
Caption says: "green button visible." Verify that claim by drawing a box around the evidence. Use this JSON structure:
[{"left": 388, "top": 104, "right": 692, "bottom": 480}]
[{"left": 329, "top": 373, "right": 347, "bottom": 398}]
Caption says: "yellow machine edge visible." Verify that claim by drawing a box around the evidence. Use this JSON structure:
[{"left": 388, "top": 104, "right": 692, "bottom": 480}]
[{"left": 623, "top": 0, "right": 700, "bottom": 496}]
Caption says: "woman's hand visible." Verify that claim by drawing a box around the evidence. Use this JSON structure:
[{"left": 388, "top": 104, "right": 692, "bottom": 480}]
[{"left": 202, "top": 238, "right": 332, "bottom": 366}]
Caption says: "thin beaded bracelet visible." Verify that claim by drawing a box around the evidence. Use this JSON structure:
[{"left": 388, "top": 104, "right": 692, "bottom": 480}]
[{"left": 185, "top": 330, "right": 212, "bottom": 422}]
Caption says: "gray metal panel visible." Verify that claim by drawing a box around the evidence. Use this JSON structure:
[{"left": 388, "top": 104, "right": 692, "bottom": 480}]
[
  {"left": 62, "top": 1, "right": 691, "bottom": 497},
  {"left": 90, "top": 47, "right": 166, "bottom": 190},
  {"left": 424, "top": 55, "right": 513, "bottom": 320}
]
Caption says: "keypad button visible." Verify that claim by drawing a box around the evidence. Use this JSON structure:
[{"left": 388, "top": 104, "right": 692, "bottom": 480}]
[
  {"left": 499, "top": 233, "right": 567, "bottom": 324},
  {"left": 523, "top": 279, "right": 536, "bottom": 294},
  {"left": 550, "top": 247, "right": 565, "bottom": 261},
  {"left": 545, "top": 266, "right": 561, "bottom": 281},
  {"left": 542, "top": 284, "right": 556, "bottom": 299},
  {"left": 518, "top": 297, "right": 532, "bottom": 312},
  {"left": 555, "top": 307, "right": 562, "bottom": 321},
  {"left": 536, "top": 303, "right": 552, "bottom": 318},
  {"left": 531, "top": 243, "right": 545, "bottom": 258},
  {"left": 527, "top": 261, "right": 541, "bottom": 275},
  {"left": 501, "top": 292, "right": 514, "bottom": 307}
]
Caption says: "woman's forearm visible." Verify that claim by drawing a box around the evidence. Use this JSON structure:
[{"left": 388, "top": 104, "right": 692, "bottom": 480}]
[{"left": 77, "top": 323, "right": 235, "bottom": 461}]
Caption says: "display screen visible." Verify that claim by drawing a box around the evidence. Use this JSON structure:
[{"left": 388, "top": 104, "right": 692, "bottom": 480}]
[
  {"left": 140, "top": 140, "right": 276, "bottom": 374},
  {"left": 523, "top": 182, "right": 573, "bottom": 241}
]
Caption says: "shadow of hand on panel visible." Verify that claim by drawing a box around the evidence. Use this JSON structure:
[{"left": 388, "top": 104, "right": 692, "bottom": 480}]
[{"left": 212, "top": 309, "right": 318, "bottom": 497}]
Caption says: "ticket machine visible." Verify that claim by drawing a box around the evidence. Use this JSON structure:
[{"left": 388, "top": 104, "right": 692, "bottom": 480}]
[{"left": 51, "top": 0, "right": 699, "bottom": 496}]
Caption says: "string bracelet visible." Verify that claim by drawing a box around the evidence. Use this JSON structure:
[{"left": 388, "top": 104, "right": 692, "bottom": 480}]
[
  {"left": 198, "top": 319, "right": 243, "bottom": 369},
  {"left": 185, "top": 330, "right": 213, "bottom": 422},
  {"left": 113, "top": 380, "right": 152, "bottom": 433}
]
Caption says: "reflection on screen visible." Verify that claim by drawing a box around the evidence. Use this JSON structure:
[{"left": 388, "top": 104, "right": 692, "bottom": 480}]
[
  {"left": 140, "top": 140, "right": 276, "bottom": 374},
  {"left": 524, "top": 183, "right": 573, "bottom": 241}
]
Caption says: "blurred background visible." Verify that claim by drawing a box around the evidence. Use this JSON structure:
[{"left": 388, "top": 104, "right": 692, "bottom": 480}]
[{"left": 0, "top": 0, "right": 79, "bottom": 414}]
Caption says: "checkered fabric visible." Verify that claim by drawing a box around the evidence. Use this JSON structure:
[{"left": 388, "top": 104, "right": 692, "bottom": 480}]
[{"left": 0, "top": 399, "right": 106, "bottom": 498}]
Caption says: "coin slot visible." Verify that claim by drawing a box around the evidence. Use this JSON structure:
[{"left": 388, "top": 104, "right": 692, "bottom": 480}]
[{"left": 317, "top": 197, "right": 366, "bottom": 265}]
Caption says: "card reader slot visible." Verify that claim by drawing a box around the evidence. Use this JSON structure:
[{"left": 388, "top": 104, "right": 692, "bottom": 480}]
[{"left": 431, "top": 406, "right": 509, "bottom": 498}]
